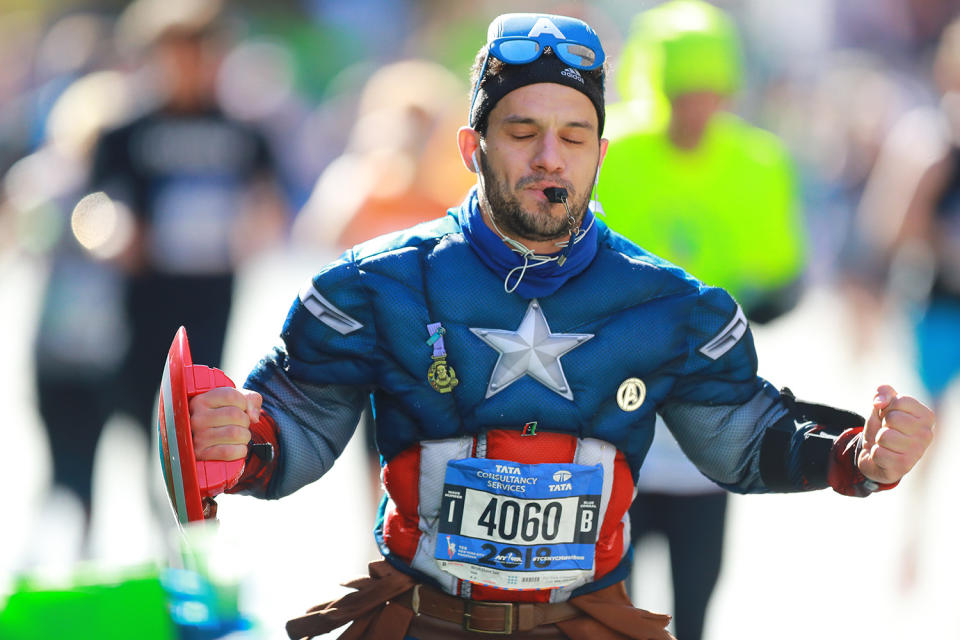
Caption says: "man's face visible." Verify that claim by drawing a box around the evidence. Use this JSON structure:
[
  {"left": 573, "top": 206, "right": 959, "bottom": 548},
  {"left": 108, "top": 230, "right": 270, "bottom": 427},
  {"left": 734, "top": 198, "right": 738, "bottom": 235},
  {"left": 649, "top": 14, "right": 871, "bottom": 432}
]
[
  {"left": 668, "top": 90, "right": 725, "bottom": 146},
  {"left": 155, "top": 31, "right": 220, "bottom": 108},
  {"left": 477, "top": 83, "right": 607, "bottom": 242}
]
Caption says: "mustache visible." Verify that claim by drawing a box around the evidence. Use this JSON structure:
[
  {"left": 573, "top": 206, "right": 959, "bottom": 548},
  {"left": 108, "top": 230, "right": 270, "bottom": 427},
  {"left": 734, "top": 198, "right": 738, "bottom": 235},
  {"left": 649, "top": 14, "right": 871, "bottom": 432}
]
[{"left": 515, "top": 174, "right": 576, "bottom": 195}]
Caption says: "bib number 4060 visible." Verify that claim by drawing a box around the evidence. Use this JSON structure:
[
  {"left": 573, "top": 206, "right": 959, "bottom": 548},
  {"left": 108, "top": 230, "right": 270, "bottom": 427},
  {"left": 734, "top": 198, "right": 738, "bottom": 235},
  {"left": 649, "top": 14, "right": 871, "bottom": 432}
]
[
  {"left": 449, "top": 494, "right": 597, "bottom": 546},
  {"left": 475, "top": 497, "right": 567, "bottom": 542}
]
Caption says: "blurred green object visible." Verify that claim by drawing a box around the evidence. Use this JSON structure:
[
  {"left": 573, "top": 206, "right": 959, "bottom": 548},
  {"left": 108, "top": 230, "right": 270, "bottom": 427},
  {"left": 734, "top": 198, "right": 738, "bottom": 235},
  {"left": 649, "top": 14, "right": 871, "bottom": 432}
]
[
  {"left": 0, "top": 565, "right": 176, "bottom": 640},
  {"left": 601, "top": 111, "right": 806, "bottom": 306},
  {"left": 625, "top": 0, "right": 743, "bottom": 98},
  {"left": 0, "top": 554, "right": 256, "bottom": 640}
]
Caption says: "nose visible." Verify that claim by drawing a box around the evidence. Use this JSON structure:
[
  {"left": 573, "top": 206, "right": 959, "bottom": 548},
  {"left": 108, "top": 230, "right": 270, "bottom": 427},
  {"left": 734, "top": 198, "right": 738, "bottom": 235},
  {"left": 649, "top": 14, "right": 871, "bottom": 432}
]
[{"left": 530, "top": 132, "right": 565, "bottom": 174}]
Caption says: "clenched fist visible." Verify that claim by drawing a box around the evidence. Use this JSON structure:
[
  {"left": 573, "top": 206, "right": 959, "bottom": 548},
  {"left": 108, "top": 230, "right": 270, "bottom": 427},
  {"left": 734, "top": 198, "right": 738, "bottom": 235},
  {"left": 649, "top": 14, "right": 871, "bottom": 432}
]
[
  {"left": 189, "top": 387, "right": 263, "bottom": 461},
  {"left": 857, "top": 385, "right": 935, "bottom": 485}
]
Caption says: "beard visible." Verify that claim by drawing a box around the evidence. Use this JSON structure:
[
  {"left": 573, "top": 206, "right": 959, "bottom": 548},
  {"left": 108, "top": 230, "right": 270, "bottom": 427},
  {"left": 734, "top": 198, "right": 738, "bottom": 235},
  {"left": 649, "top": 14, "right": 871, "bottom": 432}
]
[{"left": 477, "top": 151, "right": 592, "bottom": 243}]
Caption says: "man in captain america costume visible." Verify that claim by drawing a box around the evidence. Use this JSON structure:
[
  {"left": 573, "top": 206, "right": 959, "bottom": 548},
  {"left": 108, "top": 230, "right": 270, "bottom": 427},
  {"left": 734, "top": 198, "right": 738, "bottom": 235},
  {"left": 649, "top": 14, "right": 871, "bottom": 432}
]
[{"left": 183, "top": 13, "right": 935, "bottom": 640}]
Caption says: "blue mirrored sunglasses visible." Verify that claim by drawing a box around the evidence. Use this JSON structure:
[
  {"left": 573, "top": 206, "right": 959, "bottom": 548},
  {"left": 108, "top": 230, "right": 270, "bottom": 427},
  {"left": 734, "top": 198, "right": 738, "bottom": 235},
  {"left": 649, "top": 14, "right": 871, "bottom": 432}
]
[
  {"left": 491, "top": 36, "right": 603, "bottom": 69},
  {"left": 469, "top": 35, "right": 604, "bottom": 126}
]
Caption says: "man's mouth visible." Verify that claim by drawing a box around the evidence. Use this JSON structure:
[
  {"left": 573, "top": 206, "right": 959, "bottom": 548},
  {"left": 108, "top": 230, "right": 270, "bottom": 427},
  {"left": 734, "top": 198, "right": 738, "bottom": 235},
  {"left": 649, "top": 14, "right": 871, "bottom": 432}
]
[{"left": 524, "top": 184, "right": 568, "bottom": 202}]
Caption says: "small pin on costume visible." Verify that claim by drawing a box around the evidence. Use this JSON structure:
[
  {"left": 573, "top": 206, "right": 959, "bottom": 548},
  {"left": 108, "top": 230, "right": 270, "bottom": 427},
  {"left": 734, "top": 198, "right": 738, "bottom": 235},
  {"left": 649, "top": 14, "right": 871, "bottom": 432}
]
[
  {"left": 426, "top": 322, "right": 458, "bottom": 393},
  {"left": 617, "top": 377, "right": 646, "bottom": 411}
]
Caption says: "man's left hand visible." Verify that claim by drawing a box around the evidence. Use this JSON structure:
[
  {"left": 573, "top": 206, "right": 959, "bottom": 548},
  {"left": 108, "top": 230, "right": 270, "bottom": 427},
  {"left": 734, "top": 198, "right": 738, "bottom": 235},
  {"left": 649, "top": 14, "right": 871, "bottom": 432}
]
[{"left": 858, "top": 384, "right": 935, "bottom": 484}]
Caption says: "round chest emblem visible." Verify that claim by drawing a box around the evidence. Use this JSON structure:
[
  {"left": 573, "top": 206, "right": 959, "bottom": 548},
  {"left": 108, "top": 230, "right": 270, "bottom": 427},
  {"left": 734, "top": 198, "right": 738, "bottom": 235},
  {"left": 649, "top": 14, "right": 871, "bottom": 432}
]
[{"left": 617, "top": 378, "right": 646, "bottom": 412}]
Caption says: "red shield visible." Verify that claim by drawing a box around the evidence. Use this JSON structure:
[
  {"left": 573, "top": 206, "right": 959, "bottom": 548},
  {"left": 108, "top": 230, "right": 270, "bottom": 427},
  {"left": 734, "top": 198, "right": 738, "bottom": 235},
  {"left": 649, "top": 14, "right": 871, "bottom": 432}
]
[{"left": 157, "top": 327, "right": 245, "bottom": 526}]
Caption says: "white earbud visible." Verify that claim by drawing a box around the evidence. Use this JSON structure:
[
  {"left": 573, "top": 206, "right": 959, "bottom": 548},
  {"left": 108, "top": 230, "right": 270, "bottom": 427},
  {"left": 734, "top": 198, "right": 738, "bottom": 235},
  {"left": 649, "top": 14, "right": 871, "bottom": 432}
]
[{"left": 590, "top": 163, "right": 604, "bottom": 216}]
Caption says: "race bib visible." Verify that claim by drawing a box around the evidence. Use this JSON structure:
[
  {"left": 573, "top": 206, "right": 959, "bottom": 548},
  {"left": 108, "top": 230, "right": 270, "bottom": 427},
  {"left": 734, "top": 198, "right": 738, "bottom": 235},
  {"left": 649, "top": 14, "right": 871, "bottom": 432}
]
[{"left": 435, "top": 458, "right": 603, "bottom": 590}]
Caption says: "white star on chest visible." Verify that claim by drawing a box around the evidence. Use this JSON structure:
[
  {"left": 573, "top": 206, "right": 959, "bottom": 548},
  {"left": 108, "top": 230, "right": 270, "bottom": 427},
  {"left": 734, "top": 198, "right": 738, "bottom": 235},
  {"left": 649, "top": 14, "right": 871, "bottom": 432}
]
[{"left": 470, "top": 299, "right": 593, "bottom": 400}]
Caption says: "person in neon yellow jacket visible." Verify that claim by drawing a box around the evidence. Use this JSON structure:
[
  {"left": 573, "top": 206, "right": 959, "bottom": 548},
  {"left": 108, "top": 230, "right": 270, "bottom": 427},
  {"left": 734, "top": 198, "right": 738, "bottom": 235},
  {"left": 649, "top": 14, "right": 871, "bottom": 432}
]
[
  {"left": 602, "top": 0, "right": 807, "bottom": 324},
  {"left": 600, "top": 3, "right": 808, "bottom": 640}
]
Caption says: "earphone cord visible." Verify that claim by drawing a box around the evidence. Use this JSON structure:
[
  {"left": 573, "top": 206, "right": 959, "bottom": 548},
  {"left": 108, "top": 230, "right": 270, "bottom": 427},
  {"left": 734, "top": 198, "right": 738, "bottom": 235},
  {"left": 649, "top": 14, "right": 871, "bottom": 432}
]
[
  {"left": 490, "top": 204, "right": 595, "bottom": 293},
  {"left": 486, "top": 213, "right": 559, "bottom": 293}
]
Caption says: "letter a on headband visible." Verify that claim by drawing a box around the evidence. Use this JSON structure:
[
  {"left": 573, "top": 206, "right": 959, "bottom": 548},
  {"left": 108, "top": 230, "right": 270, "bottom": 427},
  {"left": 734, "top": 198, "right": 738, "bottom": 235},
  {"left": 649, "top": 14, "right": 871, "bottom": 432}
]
[{"left": 528, "top": 17, "right": 565, "bottom": 39}]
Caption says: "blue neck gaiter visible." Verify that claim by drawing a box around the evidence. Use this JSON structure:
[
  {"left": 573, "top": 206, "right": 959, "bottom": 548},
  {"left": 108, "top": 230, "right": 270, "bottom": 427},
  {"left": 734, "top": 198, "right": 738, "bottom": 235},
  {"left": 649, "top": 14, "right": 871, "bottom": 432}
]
[{"left": 454, "top": 186, "right": 598, "bottom": 299}]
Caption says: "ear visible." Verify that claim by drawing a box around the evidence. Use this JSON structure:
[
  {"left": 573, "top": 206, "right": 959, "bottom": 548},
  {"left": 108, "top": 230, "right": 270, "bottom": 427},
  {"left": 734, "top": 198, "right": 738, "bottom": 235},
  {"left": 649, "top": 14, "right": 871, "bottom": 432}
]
[
  {"left": 457, "top": 126, "right": 482, "bottom": 173},
  {"left": 598, "top": 137, "right": 609, "bottom": 171}
]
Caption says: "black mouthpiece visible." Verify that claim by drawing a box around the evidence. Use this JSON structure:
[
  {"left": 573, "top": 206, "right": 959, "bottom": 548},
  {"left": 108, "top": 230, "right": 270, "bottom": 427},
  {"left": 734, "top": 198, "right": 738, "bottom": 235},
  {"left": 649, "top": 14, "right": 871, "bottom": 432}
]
[{"left": 543, "top": 187, "right": 567, "bottom": 203}]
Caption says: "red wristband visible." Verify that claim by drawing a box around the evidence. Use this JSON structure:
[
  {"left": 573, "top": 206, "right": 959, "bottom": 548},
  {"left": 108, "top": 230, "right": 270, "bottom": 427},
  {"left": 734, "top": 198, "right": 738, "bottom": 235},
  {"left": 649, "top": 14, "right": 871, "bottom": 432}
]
[{"left": 827, "top": 427, "right": 899, "bottom": 497}]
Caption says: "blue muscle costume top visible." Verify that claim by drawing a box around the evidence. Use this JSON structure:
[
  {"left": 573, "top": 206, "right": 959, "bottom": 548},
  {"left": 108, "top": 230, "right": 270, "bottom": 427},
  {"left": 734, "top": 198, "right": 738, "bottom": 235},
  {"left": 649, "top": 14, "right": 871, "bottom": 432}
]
[{"left": 243, "top": 188, "right": 792, "bottom": 596}]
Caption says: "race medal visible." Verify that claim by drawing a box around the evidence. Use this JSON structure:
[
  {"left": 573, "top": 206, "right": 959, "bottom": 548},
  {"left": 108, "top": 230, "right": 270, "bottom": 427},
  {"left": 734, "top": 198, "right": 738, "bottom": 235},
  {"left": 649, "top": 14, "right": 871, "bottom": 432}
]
[
  {"left": 426, "top": 322, "right": 458, "bottom": 393},
  {"left": 435, "top": 458, "right": 603, "bottom": 590}
]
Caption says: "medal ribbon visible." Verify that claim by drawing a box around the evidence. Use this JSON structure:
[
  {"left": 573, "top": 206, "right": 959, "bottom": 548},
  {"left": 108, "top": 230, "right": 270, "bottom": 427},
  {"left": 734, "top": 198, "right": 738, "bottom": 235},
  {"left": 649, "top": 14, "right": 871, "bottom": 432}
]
[{"left": 426, "top": 322, "right": 448, "bottom": 357}]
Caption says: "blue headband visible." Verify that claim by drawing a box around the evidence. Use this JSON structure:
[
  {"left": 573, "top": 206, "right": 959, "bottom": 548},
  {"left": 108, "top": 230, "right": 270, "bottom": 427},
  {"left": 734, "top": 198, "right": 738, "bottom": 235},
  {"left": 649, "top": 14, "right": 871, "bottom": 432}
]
[{"left": 470, "top": 13, "right": 606, "bottom": 135}]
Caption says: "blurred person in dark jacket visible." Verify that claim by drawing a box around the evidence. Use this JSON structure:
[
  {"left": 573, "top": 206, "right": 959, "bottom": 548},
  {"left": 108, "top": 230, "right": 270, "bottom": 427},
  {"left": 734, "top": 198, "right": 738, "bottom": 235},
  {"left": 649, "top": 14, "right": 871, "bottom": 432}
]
[
  {"left": 17, "top": 0, "right": 289, "bottom": 563},
  {"left": 95, "top": 0, "right": 288, "bottom": 445}
]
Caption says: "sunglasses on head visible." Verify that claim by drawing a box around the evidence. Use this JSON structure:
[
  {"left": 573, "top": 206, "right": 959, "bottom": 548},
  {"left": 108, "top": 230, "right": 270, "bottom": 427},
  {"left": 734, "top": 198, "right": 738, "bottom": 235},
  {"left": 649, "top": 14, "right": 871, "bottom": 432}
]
[
  {"left": 469, "top": 17, "right": 605, "bottom": 127},
  {"left": 488, "top": 36, "right": 603, "bottom": 69}
]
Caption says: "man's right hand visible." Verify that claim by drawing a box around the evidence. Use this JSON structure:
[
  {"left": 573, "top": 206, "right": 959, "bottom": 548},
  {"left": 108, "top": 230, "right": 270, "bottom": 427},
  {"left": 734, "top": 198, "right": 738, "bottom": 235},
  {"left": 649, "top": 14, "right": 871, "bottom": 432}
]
[{"left": 189, "top": 387, "right": 263, "bottom": 461}]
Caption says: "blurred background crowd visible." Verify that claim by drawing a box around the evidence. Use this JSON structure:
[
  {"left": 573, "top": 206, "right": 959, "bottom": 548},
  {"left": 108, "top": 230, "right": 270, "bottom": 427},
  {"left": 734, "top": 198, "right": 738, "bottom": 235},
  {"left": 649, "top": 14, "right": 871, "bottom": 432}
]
[{"left": 2, "top": 0, "right": 960, "bottom": 638}]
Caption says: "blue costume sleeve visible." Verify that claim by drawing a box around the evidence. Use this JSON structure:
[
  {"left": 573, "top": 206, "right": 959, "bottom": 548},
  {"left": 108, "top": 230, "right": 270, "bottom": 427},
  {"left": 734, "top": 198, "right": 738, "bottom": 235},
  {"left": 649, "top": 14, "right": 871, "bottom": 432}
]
[
  {"left": 660, "top": 388, "right": 786, "bottom": 493},
  {"left": 658, "top": 285, "right": 861, "bottom": 495},
  {"left": 243, "top": 251, "right": 376, "bottom": 499},
  {"left": 658, "top": 285, "right": 786, "bottom": 493}
]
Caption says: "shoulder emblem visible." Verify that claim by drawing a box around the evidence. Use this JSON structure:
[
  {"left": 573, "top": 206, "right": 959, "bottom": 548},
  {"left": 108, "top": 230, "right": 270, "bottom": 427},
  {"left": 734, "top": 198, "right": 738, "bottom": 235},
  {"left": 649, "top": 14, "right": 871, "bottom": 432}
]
[
  {"left": 698, "top": 305, "right": 747, "bottom": 361},
  {"left": 299, "top": 281, "right": 363, "bottom": 335}
]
